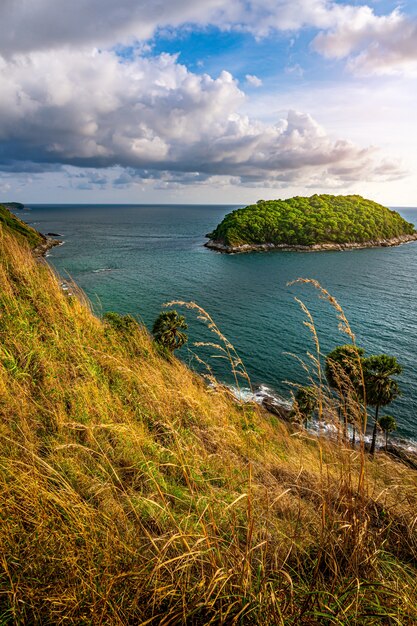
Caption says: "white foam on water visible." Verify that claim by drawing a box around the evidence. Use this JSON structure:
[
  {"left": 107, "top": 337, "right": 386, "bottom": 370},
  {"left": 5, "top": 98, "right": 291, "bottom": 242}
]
[
  {"left": 228, "top": 384, "right": 291, "bottom": 409},
  {"left": 227, "top": 382, "right": 417, "bottom": 455}
]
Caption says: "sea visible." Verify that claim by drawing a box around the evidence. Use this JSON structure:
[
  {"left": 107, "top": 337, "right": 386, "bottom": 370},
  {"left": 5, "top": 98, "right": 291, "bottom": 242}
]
[{"left": 16, "top": 203, "right": 417, "bottom": 447}]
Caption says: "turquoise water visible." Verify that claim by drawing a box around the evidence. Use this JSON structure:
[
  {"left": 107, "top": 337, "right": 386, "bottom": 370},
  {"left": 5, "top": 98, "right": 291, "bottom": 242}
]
[{"left": 21, "top": 203, "right": 417, "bottom": 442}]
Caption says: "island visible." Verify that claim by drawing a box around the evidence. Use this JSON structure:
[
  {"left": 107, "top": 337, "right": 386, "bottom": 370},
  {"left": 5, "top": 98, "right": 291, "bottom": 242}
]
[{"left": 205, "top": 194, "right": 417, "bottom": 253}]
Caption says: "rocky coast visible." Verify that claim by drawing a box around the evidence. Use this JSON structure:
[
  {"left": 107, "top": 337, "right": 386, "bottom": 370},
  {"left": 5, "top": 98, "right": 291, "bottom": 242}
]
[
  {"left": 205, "top": 232, "right": 417, "bottom": 253},
  {"left": 33, "top": 236, "right": 62, "bottom": 257}
]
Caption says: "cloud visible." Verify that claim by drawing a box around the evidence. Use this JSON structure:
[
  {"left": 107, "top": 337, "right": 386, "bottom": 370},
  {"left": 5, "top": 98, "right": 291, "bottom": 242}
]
[
  {"left": 0, "top": 180, "right": 11, "bottom": 194},
  {"left": 0, "top": 0, "right": 225, "bottom": 56},
  {"left": 65, "top": 170, "right": 109, "bottom": 190},
  {"left": 0, "top": 48, "right": 403, "bottom": 188},
  {"left": 245, "top": 74, "right": 263, "bottom": 87},
  {"left": 313, "top": 7, "right": 417, "bottom": 75},
  {"left": 284, "top": 63, "right": 304, "bottom": 77},
  {"left": 0, "top": 1, "right": 416, "bottom": 77},
  {"left": 1, "top": 0, "right": 317, "bottom": 55}
]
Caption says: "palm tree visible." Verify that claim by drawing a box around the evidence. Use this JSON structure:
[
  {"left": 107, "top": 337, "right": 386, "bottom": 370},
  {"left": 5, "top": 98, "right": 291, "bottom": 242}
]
[
  {"left": 378, "top": 414, "right": 397, "bottom": 450},
  {"left": 325, "top": 344, "right": 365, "bottom": 443},
  {"left": 362, "top": 354, "right": 402, "bottom": 455},
  {"left": 152, "top": 310, "right": 188, "bottom": 353}
]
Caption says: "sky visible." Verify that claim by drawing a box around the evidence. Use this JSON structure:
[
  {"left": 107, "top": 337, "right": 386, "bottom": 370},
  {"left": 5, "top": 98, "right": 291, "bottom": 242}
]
[{"left": 0, "top": 0, "right": 416, "bottom": 205}]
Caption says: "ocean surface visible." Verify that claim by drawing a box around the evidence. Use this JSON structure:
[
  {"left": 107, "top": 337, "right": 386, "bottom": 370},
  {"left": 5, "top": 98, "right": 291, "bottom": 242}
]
[{"left": 17, "top": 203, "right": 417, "bottom": 444}]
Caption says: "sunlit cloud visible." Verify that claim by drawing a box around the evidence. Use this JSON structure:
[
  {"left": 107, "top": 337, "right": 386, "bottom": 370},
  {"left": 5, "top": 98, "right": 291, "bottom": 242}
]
[
  {"left": 1, "top": 1, "right": 416, "bottom": 78},
  {"left": 245, "top": 74, "right": 263, "bottom": 87},
  {"left": 0, "top": 49, "right": 402, "bottom": 188},
  {"left": 0, "top": 1, "right": 415, "bottom": 202}
]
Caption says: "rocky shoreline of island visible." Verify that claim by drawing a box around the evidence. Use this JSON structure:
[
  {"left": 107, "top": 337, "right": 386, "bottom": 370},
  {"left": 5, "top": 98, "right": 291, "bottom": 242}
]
[{"left": 205, "top": 232, "right": 417, "bottom": 254}]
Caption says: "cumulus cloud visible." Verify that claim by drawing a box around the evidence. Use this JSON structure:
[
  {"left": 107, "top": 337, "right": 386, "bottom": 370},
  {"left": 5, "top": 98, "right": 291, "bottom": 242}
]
[
  {"left": 0, "top": 1, "right": 416, "bottom": 79},
  {"left": 313, "top": 7, "right": 417, "bottom": 75},
  {"left": 1, "top": 0, "right": 416, "bottom": 78},
  {"left": 0, "top": 0, "right": 308, "bottom": 55},
  {"left": 0, "top": 47, "right": 402, "bottom": 188},
  {"left": 0, "top": 0, "right": 225, "bottom": 56},
  {"left": 245, "top": 74, "right": 263, "bottom": 87},
  {"left": 0, "top": 2, "right": 411, "bottom": 189}
]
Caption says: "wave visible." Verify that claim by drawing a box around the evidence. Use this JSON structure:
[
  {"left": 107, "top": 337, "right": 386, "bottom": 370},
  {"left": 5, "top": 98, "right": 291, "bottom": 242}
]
[
  {"left": 227, "top": 383, "right": 290, "bottom": 407},
  {"left": 228, "top": 383, "right": 417, "bottom": 454}
]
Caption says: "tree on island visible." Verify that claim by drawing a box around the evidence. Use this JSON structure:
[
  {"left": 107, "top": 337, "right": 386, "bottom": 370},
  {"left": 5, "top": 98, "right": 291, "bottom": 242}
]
[
  {"left": 378, "top": 414, "right": 397, "bottom": 450},
  {"left": 362, "top": 354, "right": 402, "bottom": 456},
  {"left": 152, "top": 310, "right": 188, "bottom": 353},
  {"left": 325, "top": 344, "right": 365, "bottom": 444}
]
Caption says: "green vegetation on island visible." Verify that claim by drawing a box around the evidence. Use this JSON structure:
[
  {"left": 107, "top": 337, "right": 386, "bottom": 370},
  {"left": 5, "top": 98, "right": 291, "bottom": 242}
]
[
  {"left": 1, "top": 213, "right": 417, "bottom": 624},
  {"left": 207, "top": 194, "right": 416, "bottom": 249}
]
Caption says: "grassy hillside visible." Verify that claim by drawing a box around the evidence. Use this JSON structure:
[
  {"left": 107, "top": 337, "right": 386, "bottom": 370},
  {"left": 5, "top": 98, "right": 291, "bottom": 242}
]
[
  {"left": 207, "top": 194, "right": 416, "bottom": 247},
  {"left": 0, "top": 203, "right": 44, "bottom": 248},
  {"left": 0, "top": 223, "right": 416, "bottom": 624}
]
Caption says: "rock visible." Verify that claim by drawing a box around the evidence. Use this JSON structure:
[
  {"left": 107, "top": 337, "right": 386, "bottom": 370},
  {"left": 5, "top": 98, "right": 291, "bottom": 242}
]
[
  {"left": 385, "top": 445, "right": 417, "bottom": 470},
  {"left": 261, "top": 396, "right": 292, "bottom": 421},
  {"left": 205, "top": 233, "right": 417, "bottom": 254},
  {"left": 33, "top": 238, "right": 62, "bottom": 257}
]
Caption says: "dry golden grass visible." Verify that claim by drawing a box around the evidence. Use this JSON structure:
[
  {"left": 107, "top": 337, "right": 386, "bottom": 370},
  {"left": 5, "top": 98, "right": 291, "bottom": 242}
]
[{"left": 0, "top": 225, "right": 416, "bottom": 624}]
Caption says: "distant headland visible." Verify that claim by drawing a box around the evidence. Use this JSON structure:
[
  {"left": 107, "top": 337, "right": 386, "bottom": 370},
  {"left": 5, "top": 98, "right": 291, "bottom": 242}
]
[
  {"left": 206, "top": 194, "right": 417, "bottom": 253},
  {"left": 2, "top": 201, "right": 25, "bottom": 210}
]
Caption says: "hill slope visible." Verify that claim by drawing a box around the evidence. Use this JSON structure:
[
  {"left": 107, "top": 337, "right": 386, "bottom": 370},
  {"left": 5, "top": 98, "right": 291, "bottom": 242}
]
[
  {"left": 0, "top": 202, "right": 44, "bottom": 248},
  {"left": 0, "top": 221, "right": 416, "bottom": 624},
  {"left": 207, "top": 194, "right": 417, "bottom": 252},
  {"left": 0, "top": 203, "right": 61, "bottom": 255}
]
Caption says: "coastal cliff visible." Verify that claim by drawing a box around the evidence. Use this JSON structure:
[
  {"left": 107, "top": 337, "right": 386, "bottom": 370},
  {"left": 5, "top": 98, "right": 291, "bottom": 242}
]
[{"left": 0, "top": 202, "right": 61, "bottom": 255}]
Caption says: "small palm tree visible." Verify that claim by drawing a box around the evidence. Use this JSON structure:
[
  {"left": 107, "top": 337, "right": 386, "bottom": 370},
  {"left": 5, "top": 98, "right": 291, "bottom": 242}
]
[
  {"left": 152, "top": 310, "right": 188, "bottom": 353},
  {"left": 378, "top": 414, "right": 397, "bottom": 450},
  {"left": 362, "top": 354, "right": 402, "bottom": 455}
]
